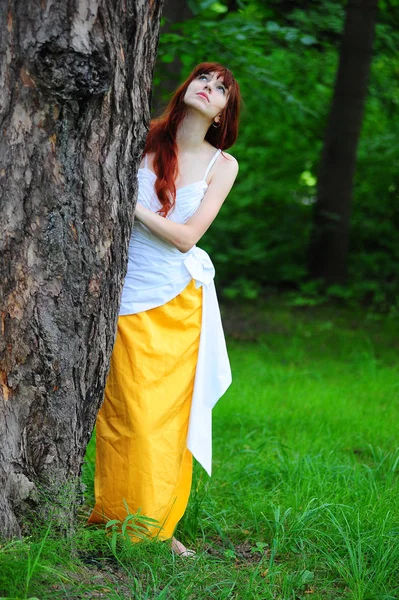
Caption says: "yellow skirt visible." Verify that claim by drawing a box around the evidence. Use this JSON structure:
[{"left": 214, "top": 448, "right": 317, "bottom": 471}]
[{"left": 88, "top": 279, "right": 202, "bottom": 540}]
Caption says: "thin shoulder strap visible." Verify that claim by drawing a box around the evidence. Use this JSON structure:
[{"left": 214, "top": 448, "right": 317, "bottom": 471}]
[
  {"left": 203, "top": 149, "right": 221, "bottom": 180},
  {"left": 144, "top": 153, "right": 148, "bottom": 168}
]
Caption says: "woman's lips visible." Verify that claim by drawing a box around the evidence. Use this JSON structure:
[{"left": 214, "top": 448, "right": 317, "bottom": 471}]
[{"left": 197, "top": 92, "right": 209, "bottom": 102}]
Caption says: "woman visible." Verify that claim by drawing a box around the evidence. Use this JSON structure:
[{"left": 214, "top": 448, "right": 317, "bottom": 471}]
[{"left": 88, "top": 63, "right": 240, "bottom": 556}]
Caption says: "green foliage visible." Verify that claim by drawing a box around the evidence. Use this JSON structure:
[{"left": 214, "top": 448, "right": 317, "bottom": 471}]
[
  {"left": 104, "top": 502, "right": 161, "bottom": 555},
  {"left": 155, "top": 0, "right": 399, "bottom": 310},
  {"left": 24, "top": 524, "right": 52, "bottom": 598}
]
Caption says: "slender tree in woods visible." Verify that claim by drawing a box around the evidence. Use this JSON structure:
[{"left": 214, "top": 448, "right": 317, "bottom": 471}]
[
  {"left": 0, "top": 0, "right": 163, "bottom": 539},
  {"left": 308, "top": 0, "right": 378, "bottom": 284},
  {"left": 152, "top": 0, "right": 193, "bottom": 113}
]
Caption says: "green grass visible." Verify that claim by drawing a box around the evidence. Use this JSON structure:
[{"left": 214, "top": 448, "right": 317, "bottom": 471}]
[{"left": 1, "top": 302, "right": 398, "bottom": 599}]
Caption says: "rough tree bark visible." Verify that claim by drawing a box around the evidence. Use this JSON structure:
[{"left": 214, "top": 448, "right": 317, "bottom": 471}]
[
  {"left": 0, "top": 0, "right": 163, "bottom": 539},
  {"left": 308, "top": 0, "right": 378, "bottom": 284}
]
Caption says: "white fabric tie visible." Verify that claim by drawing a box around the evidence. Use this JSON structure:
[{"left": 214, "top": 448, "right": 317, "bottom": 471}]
[
  {"left": 183, "top": 247, "right": 215, "bottom": 287},
  {"left": 184, "top": 247, "right": 232, "bottom": 475}
]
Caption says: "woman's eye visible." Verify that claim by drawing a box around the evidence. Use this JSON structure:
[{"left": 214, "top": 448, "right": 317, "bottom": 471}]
[
  {"left": 199, "top": 75, "right": 208, "bottom": 81},
  {"left": 217, "top": 86, "right": 226, "bottom": 93}
]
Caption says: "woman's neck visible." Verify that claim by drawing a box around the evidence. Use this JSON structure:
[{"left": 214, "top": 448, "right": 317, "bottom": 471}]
[{"left": 176, "top": 112, "right": 211, "bottom": 153}]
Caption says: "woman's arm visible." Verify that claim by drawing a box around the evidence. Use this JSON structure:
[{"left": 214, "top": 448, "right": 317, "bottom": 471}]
[{"left": 135, "top": 154, "right": 239, "bottom": 253}]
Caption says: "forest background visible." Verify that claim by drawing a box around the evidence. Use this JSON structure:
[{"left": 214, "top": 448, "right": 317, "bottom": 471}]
[{"left": 156, "top": 0, "right": 399, "bottom": 312}]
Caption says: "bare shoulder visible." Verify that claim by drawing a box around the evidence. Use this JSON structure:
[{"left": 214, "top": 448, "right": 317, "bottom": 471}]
[
  {"left": 214, "top": 150, "right": 239, "bottom": 182},
  {"left": 221, "top": 150, "right": 238, "bottom": 168}
]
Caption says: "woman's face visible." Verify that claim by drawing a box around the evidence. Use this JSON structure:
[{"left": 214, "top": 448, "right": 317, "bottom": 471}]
[{"left": 183, "top": 72, "right": 228, "bottom": 124}]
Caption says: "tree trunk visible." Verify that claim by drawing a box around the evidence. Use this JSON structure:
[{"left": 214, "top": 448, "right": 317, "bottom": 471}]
[
  {"left": 308, "top": 0, "right": 378, "bottom": 284},
  {"left": 0, "top": 0, "right": 163, "bottom": 539},
  {"left": 152, "top": 0, "right": 193, "bottom": 114}
]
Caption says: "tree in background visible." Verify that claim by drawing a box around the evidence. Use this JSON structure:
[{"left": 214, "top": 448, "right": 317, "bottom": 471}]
[
  {"left": 308, "top": 0, "right": 379, "bottom": 285},
  {"left": 153, "top": 0, "right": 193, "bottom": 114},
  {"left": 0, "top": 0, "right": 162, "bottom": 539}
]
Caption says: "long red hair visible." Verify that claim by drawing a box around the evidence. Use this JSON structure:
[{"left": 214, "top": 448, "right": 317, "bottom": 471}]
[{"left": 143, "top": 62, "right": 241, "bottom": 217}]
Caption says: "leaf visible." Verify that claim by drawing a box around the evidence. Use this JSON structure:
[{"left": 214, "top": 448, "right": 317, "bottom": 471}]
[
  {"left": 301, "top": 570, "right": 315, "bottom": 584},
  {"left": 105, "top": 519, "right": 121, "bottom": 529},
  {"left": 110, "top": 533, "right": 117, "bottom": 555},
  {"left": 209, "top": 2, "right": 228, "bottom": 13},
  {"left": 285, "top": 30, "right": 298, "bottom": 42},
  {"left": 300, "top": 35, "right": 317, "bottom": 45},
  {"left": 266, "top": 21, "right": 281, "bottom": 33}
]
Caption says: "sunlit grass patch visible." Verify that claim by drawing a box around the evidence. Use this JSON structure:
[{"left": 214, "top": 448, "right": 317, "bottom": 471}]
[{"left": 177, "top": 305, "right": 399, "bottom": 598}]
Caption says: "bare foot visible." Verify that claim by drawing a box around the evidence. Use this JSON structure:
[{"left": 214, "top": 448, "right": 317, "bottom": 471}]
[{"left": 171, "top": 537, "right": 196, "bottom": 557}]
